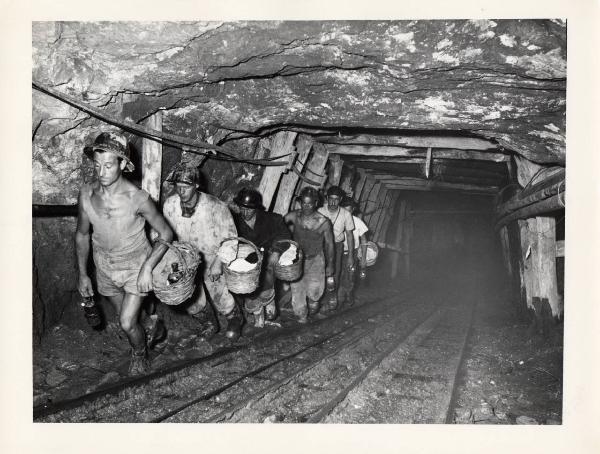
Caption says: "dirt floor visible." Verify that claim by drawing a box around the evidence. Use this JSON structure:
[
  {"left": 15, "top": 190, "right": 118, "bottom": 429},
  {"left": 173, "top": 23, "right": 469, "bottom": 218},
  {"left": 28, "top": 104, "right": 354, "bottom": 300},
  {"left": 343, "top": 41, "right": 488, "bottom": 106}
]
[{"left": 33, "top": 271, "right": 563, "bottom": 424}]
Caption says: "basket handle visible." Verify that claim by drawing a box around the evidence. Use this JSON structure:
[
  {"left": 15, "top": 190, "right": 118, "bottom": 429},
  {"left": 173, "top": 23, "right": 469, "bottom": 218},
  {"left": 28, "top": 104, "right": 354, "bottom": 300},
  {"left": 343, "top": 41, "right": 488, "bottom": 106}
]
[
  {"left": 220, "top": 236, "right": 262, "bottom": 263},
  {"left": 155, "top": 238, "right": 189, "bottom": 273}
]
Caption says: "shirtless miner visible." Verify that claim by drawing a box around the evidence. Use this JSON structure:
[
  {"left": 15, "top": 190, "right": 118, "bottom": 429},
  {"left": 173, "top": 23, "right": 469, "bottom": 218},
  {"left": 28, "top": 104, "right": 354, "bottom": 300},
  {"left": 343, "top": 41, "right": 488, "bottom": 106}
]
[
  {"left": 75, "top": 132, "right": 173, "bottom": 375},
  {"left": 284, "top": 187, "right": 335, "bottom": 323}
]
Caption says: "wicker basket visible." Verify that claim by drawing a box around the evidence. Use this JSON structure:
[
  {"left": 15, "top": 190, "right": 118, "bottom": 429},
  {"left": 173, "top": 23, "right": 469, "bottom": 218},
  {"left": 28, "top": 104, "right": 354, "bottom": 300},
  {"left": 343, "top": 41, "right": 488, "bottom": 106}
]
[
  {"left": 273, "top": 239, "right": 304, "bottom": 282},
  {"left": 222, "top": 237, "right": 262, "bottom": 294},
  {"left": 152, "top": 240, "right": 201, "bottom": 305},
  {"left": 359, "top": 241, "right": 379, "bottom": 267}
]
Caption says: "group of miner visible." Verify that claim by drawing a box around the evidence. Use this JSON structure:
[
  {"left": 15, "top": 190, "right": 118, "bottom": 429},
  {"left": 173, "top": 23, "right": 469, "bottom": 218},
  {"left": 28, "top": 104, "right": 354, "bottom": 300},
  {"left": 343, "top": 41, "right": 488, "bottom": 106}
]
[{"left": 76, "top": 132, "right": 371, "bottom": 375}]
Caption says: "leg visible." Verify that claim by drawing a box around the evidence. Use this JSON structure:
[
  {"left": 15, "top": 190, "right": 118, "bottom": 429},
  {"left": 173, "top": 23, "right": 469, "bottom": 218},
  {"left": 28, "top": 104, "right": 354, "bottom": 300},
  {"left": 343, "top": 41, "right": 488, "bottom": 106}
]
[
  {"left": 205, "top": 277, "right": 242, "bottom": 340},
  {"left": 306, "top": 254, "right": 326, "bottom": 317},
  {"left": 290, "top": 278, "right": 308, "bottom": 322},
  {"left": 119, "top": 293, "right": 150, "bottom": 376}
]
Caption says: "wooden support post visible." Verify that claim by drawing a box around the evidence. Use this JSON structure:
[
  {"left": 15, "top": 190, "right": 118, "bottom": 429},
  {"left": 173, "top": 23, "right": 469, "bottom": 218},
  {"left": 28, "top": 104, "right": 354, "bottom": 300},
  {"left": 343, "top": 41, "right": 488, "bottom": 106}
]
[
  {"left": 297, "top": 142, "right": 329, "bottom": 193},
  {"left": 273, "top": 135, "right": 312, "bottom": 215},
  {"left": 390, "top": 199, "right": 408, "bottom": 280},
  {"left": 257, "top": 131, "right": 297, "bottom": 210},
  {"left": 370, "top": 187, "right": 389, "bottom": 239},
  {"left": 499, "top": 226, "right": 513, "bottom": 279},
  {"left": 327, "top": 154, "right": 343, "bottom": 187},
  {"left": 142, "top": 112, "right": 163, "bottom": 203},
  {"left": 364, "top": 182, "right": 383, "bottom": 228},
  {"left": 425, "top": 147, "right": 432, "bottom": 179},
  {"left": 339, "top": 165, "right": 354, "bottom": 196},
  {"left": 353, "top": 170, "right": 368, "bottom": 201},
  {"left": 373, "top": 190, "right": 393, "bottom": 242},
  {"left": 518, "top": 217, "right": 562, "bottom": 323},
  {"left": 357, "top": 174, "right": 375, "bottom": 214},
  {"left": 378, "top": 192, "right": 400, "bottom": 244}
]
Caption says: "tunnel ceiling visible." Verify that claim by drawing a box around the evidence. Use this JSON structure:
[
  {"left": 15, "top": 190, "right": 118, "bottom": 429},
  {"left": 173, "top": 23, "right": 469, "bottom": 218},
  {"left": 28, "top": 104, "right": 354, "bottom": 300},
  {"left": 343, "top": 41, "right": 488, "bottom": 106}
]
[{"left": 32, "top": 20, "right": 566, "bottom": 202}]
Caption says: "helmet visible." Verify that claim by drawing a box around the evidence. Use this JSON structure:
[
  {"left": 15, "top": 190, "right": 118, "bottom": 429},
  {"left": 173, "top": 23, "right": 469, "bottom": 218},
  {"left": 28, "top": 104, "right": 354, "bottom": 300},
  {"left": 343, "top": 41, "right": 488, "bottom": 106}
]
[
  {"left": 326, "top": 185, "right": 345, "bottom": 198},
  {"left": 167, "top": 162, "right": 201, "bottom": 186},
  {"left": 233, "top": 188, "right": 262, "bottom": 209},
  {"left": 84, "top": 132, "right": 134, "bottom": 172}
]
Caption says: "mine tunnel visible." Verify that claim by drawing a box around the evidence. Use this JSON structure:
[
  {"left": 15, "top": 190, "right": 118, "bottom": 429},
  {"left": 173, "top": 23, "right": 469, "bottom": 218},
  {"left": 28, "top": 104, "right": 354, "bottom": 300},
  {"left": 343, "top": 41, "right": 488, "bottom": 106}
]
[{"left": 32, "top": 20, "right": 565, "bottom": 424}]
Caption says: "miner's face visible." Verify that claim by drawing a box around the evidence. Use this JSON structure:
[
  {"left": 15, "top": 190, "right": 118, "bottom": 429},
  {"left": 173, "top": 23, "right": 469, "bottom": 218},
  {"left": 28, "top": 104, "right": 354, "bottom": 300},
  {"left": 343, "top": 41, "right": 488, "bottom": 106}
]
[
  {"left": 240, "top": 206, "right": 257, "bottom": 222},
  {"left": 327, "top": 194, "right": 341, "bottom": 211},
  {"left": 94, "top": 151, "right": 125, "bottom": 187},
  {"left": 175, "top": 182, "right": 198, "bottom": 204},
  {"left": 300, "top": 195, "right": 317, "bottom": 216}
]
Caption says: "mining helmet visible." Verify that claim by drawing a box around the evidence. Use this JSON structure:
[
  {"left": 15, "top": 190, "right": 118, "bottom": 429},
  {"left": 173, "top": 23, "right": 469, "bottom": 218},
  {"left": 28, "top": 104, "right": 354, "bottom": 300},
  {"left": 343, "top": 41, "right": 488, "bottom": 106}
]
[
  {"left": 326, "top": 185, "right": 345, "bottom": 198},
  {"left": 233, "top": 188, "right": 262, "bottom": 209},
  {"left": 167, "top": 162, "right": 201, "bottom": 186},
  {"left": 84, "top": 132, "right": 134, "bottom": 172}
]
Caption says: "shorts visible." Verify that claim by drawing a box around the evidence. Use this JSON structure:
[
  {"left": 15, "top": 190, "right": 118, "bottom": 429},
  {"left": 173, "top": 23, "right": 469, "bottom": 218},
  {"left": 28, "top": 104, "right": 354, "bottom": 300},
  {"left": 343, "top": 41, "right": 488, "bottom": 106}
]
[{"left": 93, "top": 243, "right": 151, "bottom": 297}]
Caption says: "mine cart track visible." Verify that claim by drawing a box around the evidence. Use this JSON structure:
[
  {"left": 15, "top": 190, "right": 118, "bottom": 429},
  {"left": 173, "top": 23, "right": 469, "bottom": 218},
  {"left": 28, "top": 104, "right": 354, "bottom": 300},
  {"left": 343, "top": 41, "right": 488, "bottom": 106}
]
[
  {"left": 199, "top": 301, "right": 475, "bottom": 424},
  {"left": 321, "top": 301, "right": 476, "bottom": 424},
  {"left": 34, "top": 292, "right": 413, "bottom": 422}
]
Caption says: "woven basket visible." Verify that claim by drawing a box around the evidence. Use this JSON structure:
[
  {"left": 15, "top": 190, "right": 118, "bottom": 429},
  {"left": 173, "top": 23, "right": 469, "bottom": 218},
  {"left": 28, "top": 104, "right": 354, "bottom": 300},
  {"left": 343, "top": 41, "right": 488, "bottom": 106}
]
[
  {"left": 222, "top": 237, "right": 262, "bottom": 294},
  {"left": 359, "top": 241, "right": 379, "bottom": 267},
  {"left": 273, "top": 239, "right": 304, "bottom": 282},
  {"left": 152, "top": 240, "right": 201, "bottom": 305}
]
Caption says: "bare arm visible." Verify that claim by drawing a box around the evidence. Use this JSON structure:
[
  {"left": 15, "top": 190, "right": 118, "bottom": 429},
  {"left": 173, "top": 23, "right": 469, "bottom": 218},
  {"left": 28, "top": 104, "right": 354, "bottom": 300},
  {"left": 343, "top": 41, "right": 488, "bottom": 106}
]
[
  {"left": 321, "top": 219, "right": 335, "bottom": 277},
  {"left": 346, "top": 230, "right": 355, "bottom": 268},
  {"left": 283, "top": 211, "right": 296, "bottom": 233},
  {"left": 75, "top": 190, "right": 94, "bottom": 297},
  {"left": 138, "top": 197, "right": 174, "bottom": 292}
]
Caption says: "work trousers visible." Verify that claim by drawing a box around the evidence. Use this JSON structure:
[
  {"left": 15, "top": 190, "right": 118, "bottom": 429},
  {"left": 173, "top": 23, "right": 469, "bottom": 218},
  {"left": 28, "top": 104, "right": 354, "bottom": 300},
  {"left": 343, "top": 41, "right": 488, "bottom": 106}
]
[
  {"left": 338, "top": 250, "right": 358, "bottom": 304},
  {"left": 290, "top": 253, "right": 326, "bottom": 320}
]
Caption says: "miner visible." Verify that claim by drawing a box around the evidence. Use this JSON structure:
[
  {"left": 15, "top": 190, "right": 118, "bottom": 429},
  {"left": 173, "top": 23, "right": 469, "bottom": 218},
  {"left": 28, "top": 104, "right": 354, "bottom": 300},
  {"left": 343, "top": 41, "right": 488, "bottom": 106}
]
[
  {"left": 317, "top": 185, "right": 355, "bottom": 310},
  {"left": 284, "top": 187, "right": 335, "bottom": 323},
  {"left": 338, "top": 197, "right": 369, "bottom": 306},
  {"left": 231, "top": 188, "right": 292, "bottom": 327},
  {"left": 75, "top": 132, "right": 173, "bottom": 376},
  {"left": 162, "top": 163, "right": 243, "bottom": 340}
]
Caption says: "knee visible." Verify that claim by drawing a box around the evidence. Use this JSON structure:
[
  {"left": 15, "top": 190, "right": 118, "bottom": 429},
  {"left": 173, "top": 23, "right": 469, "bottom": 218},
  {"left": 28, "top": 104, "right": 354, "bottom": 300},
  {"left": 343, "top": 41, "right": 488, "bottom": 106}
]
[{"left": 119, "top": 315, "right": 137, "bottom": 334}]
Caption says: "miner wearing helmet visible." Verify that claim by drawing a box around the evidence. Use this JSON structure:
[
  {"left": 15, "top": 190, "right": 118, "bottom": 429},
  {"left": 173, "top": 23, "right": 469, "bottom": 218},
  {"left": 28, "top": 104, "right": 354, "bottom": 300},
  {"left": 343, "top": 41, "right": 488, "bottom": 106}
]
[
  {"left": 284, "top": 187, "right": 335, "bottom": 323},
  {"left": 162, "top": 162, "right": 243, "bottom": 340},
  {"left": 318, "top": 185, "right": 355, "bottom": 312},
  {"left": 231, "top": 187, "right": 292, "bottom": 327},
  {"left": 75, "top": 131, "right": 173, "bottom": 376}
]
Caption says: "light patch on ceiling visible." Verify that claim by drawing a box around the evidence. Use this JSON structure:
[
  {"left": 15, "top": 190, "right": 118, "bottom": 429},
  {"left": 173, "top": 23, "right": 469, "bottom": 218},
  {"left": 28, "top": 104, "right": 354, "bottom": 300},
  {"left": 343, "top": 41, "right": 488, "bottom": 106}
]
[
  {"left": 155, "top": 46, "right": 184, "bottom": 61},
  {"left": 527, "top": 44, "right": 541, "bottom": 51},
  {"left": 435, "top": 39, "right": 452, "bottom": 50},
  {"left": 528, "top": 130, "right": 563, "bottom": 141},
  {"left": 418, "top": 96, "right": 457, "bottom": 115},
  {"left": 544, "top": 123, "right": 561, "bottom": 133},
  {"left": 390, "top": 32, "right": 416, "bottom": 53},
  {"left": 505, "top": 56, "right": 518, "bottom": 65},
  {"left": 320, "top": 103, "right": 332, "bottom": 109},
  {"left": 469, "top": 19, "right": 498, "bottom": 31},
  {"left": 461, "top": 47, "right": 483, "bottom": 58},
  {"left": 499, "top": 34, "right": 517, "bottom": 47},
  {"left": 483, "top": 111, "right": 501, "bottom": 120},
  {"left": 432, "top": 52, "right": 459, "bottom": 65}
]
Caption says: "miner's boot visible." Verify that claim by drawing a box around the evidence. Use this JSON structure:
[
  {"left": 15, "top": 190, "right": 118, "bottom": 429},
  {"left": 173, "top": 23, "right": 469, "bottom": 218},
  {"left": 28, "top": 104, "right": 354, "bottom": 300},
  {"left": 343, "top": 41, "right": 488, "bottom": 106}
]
[
  {"left": 191, "top": 305, "right": 219, "bottom": 340},
  {"left": 225, "top": 304, "right": 243, "bottom": 341},
  {"left": 128, "top": 346, "right": 150, "bottom": 376},
  {"left": 146, "top": 314, "right": 167, "bottom": 349}
]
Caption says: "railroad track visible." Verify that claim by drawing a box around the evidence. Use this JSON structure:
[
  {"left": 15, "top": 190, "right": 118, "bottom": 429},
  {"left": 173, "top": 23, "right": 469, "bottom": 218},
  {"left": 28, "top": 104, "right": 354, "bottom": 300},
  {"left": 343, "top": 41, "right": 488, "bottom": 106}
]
[
  {"left": 34, "top": 292, "right": 413, "bottom": 422},
  {"left": 35, "top": 287, "right": 474, "bottom": 424}
]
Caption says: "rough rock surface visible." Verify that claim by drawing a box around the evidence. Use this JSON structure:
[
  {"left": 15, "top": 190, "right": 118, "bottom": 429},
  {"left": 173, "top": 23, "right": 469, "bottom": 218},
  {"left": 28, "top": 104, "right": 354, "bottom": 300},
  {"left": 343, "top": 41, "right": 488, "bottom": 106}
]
[{"left": 33, "top": 20, "right": 566, "bottom": 203}]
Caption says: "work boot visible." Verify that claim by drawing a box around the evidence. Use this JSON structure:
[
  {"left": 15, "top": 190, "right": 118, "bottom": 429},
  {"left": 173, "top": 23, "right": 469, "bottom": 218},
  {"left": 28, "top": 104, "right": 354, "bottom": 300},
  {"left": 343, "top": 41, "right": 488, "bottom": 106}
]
[
  {"left": 225, "top": 304, "right": 243, "bottom": 341},
  {"left": 308, "top": 300, "right": 320, "bottom": 317},
  {"left": 191, "top": 305, "right": 219, "bottom": 340},
  {"left": 128, "top": 347, "right": 150, "bottom": 376},
  {"left": 146, "top": 314, "right": 167, "bottom": 349}
]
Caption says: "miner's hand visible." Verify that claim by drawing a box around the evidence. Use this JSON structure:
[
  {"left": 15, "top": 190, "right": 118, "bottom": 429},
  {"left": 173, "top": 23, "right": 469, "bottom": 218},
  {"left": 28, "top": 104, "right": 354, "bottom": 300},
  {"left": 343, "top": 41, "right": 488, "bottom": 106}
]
[
  {"left": 78, "top": 274, "right": 94, "bottom": 298},
  {"left": 208, "top": 259, "right": 224, "bottom": 282},
  {"left": 137, "top": 266, "right": 154, "bottom": 293}
]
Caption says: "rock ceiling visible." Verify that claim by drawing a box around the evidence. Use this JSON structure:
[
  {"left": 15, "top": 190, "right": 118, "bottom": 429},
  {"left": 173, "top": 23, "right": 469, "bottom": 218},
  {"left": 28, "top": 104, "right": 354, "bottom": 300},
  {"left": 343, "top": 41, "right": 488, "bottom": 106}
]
[{"left": 32, "top": 20, "right": 566, "bottom": 203}]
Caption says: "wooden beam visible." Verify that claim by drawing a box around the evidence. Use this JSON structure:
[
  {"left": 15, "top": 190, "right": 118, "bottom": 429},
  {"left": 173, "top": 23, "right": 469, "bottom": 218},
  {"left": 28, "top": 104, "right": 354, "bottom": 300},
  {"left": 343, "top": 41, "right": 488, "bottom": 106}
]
[
  {"left": 364, "top": 182, "right": 383, "bottom": 227},
  {"left": 496, "top": 194, "right": 563, "bottom": 229},
  {"left": 425, "top": 147, "right": 432, "bottom": 179},
  {"left": 326, "top": 145, "right": 509, "bottom": 162},
  {"left": 319, "top": 134, "right": 499, "bottom": 151},
  {"left": 296, "top": 141, "right": 329, "bottom": 195},
  {"left": 258, "top": 131, "right": 297, "bottom": 210},
  {"left": 273, "top": 134, "right": 312, "bottom": 215},
  {"left": 357, "top": 175, "right": 376, "bottom": 214},
  {"left": 370, "top": 187, "right": 389, "bottom": 240},
  {"left": 339, "top": 165, "right": 354, "bottom": 195},
  {"left": 142, "top": 112, "right": 163, "bottom": 202},
  {"left": 353, "top": 169, "right": 368, "bottom": 201},
  {"left": 377, "top": 192, "right": 400, "bottom": 244},
  {"left": 535, "top": 216, "right": 561, "bottom": 318},
  {"left": 327, "top": 154, "right": 343, "bottom": 187},
  {"left": 556, "top": 240, "right": 564, "bottom": 258},
  {"left": 381, "top": 178, "right": 498, "bottom": 194}
]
